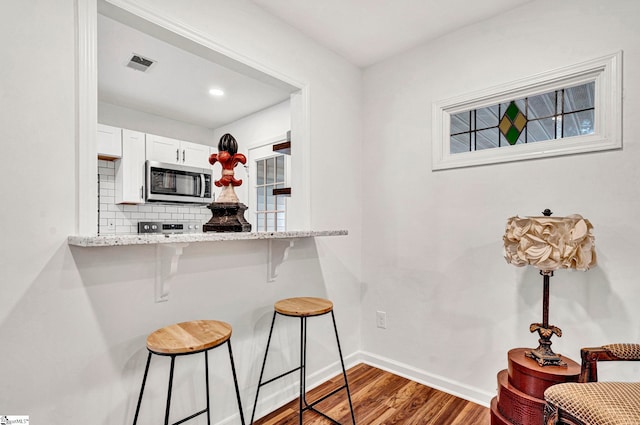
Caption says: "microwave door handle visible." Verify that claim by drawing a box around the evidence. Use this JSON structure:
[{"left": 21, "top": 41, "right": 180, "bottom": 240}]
[{"left": 200, "top": 174, "right": 205, "bottom": 197}]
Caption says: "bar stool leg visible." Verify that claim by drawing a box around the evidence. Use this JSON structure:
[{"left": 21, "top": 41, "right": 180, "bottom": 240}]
[
  {"left": 204, "top": 351, "right": 211, "bottom": 425},
  {"left": 299, "top": 316, "right": 307, "bottom": 424},
  {"left": 132, "top": 352, "right": 153, "bottom": 425},
  {"left": 165, "top": 356, "right": 176, "bottom": 425},
  {"left": 227, "top": 340, "right": 246, "bottom": 425},
  {"left": 331, "top": 311, "right": 356, "bottom": 425},
  {"left": 250, "top": 311, "right": 278, "bottom": 424}
]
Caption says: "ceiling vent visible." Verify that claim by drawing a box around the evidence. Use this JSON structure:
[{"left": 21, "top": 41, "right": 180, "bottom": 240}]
[{"left": 126, "top": 54, "right": 155, "bottom": 72}]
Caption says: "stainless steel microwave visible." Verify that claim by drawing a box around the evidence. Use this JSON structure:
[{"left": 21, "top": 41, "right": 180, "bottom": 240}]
[{"left": 145, "top": 160, "right": 213, "bottom": 204}]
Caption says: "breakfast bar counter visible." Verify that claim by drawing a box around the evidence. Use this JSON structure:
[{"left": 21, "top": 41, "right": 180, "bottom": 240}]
[
  {"left": 68, "top": 230, "right": 348, "bottom": 300},
  {"left": 68, "top": 229, "right": 347, "bottom": 247}
]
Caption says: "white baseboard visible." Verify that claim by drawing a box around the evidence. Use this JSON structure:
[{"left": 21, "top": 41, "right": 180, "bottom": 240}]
[
  {"left": 358, "top": 351, "right": 493, "bottom": 407},
  {"left": 214, "top": 350, "right": 492, "bottom": 424}
]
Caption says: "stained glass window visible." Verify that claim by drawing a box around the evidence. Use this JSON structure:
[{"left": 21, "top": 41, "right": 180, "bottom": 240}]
[
  {"left": 433, "top": 52, "right": 621, "bottom": 170},
  {"left": 449, "top": 82, "right": 595, "bottom": 154}
]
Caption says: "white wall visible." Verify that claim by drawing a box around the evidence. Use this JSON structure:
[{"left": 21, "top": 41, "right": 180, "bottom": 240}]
[
  {"left": 212, "top": 100, "right": 290, "bottom": 149},
  {"left": 0, "top": 1, "right": 361, "bottom": 424},
  {"left": 361, "top": 0, "right": 640, "bottom": 405}
]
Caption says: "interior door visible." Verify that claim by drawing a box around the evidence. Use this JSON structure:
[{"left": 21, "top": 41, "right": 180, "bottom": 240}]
[{"left": 248, "top": 141, "right": 290, "bottom": 231}]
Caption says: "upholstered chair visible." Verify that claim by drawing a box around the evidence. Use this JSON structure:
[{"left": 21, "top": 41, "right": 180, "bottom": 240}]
[{"left": 544, "top": 343, "right": 640, "bottom": 425}]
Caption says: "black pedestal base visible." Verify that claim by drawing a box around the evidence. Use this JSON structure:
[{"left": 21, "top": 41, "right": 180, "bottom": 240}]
[{"left": 204, "top": 202, "right": 251, "bottom": 232}]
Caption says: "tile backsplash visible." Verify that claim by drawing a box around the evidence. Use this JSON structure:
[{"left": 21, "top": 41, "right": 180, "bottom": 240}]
[{"left": 98, "top": 160, "right": 210, "bottom": 234}]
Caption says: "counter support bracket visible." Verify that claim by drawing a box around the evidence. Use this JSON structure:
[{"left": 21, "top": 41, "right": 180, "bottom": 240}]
[
  {"left": 155, "top": 243, "right": 189, "bottom": 302},
  {"left": 268, "top": 239, "right": 294, "bottom": 282}
]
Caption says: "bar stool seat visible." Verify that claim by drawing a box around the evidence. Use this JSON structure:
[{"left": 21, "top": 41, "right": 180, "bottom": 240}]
[
  {"left": 274, "top": 297, "right": 334, "bottom": 317},
  {"left": 133, "top": 320, "right": 245, "bottom": 425},
  {"left": 146, "top": 320, "right": 232, "bottom": 354},
  {"left": 251, "top": 297, "right": 356, "bottom": 424}
]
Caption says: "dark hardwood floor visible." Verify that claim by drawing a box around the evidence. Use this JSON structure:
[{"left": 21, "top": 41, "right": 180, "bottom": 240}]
[{"left": 252, "top": 363, "right": 490, "bottom": 424}]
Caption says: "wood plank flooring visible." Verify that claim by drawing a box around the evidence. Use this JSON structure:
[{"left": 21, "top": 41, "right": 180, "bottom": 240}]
[{"left": 253, "top": 363, "right": 489, "bottom": 425}]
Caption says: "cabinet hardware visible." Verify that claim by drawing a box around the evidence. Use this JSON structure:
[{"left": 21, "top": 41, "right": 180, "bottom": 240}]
[{"left": 176, "top": 148, "right": 180, "bottom": 162}]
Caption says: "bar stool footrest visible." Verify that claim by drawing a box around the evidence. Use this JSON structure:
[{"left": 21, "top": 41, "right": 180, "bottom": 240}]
[
  {"left": 304, "top": 384, "right": 348, "bottom": 410},
  {"left": 258, "top": 366, "right": 302, "bottom": 388},
  {"left": 172, "top": 408, "right": 207, "bottom": 425},
  {"left": 302, "top": 384, "right": 349, "bottom": 424}
]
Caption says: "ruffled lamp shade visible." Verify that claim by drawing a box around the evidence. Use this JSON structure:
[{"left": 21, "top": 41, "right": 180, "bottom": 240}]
[
  {"left": 503, "top": 210, "right": 596, "bottom": 366},
  {"left": 504, "top": 214, "right": 596, "bottom": 272}
]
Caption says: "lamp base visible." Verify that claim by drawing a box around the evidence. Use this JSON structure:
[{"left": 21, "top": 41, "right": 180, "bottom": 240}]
[
  {"left": 525, "top": 270, "right": 566, "bottom": 367},
  {"left": 525, "top": 339, "right": 567, "bottom": 367}
]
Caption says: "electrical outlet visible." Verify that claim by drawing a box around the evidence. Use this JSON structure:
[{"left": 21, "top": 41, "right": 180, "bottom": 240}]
[{"left": 376, "top": 311, "right": 387, "bottom": 329}]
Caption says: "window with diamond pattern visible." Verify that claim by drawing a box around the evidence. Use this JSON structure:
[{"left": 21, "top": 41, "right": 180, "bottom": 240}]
[{"left": 450, "top": 82, "right": 595, "bottom": 154}]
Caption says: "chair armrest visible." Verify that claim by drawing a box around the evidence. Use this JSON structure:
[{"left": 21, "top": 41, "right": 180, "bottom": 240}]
[{"left": 580, "top": 343, "right": 640, "bottom": 383}]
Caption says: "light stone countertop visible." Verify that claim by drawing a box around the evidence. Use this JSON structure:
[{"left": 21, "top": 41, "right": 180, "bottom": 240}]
[{"left": 68, "top": 229, "right": 348, "bottom": 247}]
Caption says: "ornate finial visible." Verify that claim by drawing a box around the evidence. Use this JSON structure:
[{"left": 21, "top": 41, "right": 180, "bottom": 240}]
[{"left": 542, "top": 209, "right": 552, "bottom": 216}]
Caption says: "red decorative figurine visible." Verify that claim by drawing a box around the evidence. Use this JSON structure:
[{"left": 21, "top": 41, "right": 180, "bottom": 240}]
[{"left": 208, "top": 133, "right": 246, "bottom": 203}]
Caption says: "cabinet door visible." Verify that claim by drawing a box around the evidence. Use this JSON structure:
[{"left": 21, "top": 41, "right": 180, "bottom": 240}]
[
  {"left": 97, "top": 123, "right": 122, "bottom": 159},
  {"left": 115, "top": 129, "right": 146, "bottom": 204},
  {"left": 180, "top": 140, "right": 211, "bottom": 168},
  {"left": 146, "top": 133, "right": 181, "bottom": 164}
]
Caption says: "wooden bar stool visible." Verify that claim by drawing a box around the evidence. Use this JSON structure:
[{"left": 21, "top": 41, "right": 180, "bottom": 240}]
[
  {"left": 132, "top": 320, "right": 245, "bottom": 425},
  {"left": 250, "top": 297, "right": 356, "bottom": 424}
]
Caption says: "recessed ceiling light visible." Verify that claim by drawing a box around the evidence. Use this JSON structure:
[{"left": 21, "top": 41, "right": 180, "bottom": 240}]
[{"left": 209, "top": 88, "right": 224, "bottom": 97}]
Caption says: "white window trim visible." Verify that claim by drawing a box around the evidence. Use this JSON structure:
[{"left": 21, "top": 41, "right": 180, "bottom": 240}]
[{"left": 432, "top": 51, "right": 622, "bottom": 171}]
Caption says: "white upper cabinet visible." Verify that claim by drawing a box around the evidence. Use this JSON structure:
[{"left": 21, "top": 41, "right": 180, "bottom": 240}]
[
  {"left": 180, "top": 140, "right": 211, "bottom": 168},
  {"left": 97, "top": 123, "right": 122, "bottom": 159},
  {"left": 115, "top": 129, "right": 146, "bottom": 204},
  {"left": 145, "top": 134, "right": 179, "bottom": 164},
  {"left": 146, "top": 133, "right": 211, "bottom": 168}
]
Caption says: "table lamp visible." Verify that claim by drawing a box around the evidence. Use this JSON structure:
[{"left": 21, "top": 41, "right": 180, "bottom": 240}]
[{"left": 503, "top": 209, "right": 596, "bottom": 366}]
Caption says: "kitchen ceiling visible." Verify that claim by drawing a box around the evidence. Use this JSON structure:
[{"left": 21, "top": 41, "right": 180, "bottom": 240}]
[
  {"left": 98, "top": 1, "right": 537, "bottom": 130},
  {"left": 98, "top": 12, "right": 295, "bottom": 130}
]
